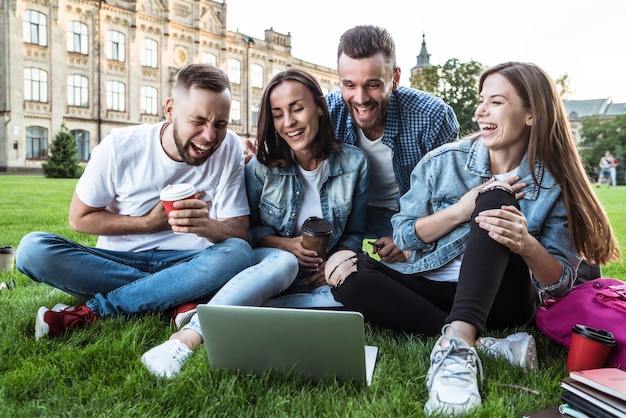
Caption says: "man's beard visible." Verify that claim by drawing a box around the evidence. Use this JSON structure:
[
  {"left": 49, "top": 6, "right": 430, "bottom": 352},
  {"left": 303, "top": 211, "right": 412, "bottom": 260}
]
[{"left": 173, "top": 124, "right": 214, "bottom": 166}]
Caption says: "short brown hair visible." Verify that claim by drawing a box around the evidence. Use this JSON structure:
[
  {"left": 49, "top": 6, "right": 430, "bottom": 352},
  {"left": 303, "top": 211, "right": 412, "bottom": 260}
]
[
  {"left": 174, "top": 63, "right": 231, "bottom": 96},
  {"left": 337, "top": 25, "right": 396, "bottom": 70}
]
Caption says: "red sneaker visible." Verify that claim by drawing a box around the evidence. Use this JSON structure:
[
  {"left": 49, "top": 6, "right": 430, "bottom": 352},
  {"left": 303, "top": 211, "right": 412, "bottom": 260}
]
[
  {"left": 171, "top": 302, "right": 199, "bottom": 329},
  {"left": 35, "top": 304, "right": 98, "bottom": 340}
]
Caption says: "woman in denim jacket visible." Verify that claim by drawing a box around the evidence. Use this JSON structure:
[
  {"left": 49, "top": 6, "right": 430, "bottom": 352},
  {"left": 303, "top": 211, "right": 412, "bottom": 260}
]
[
  {"left": 329, "top": 62, "right": 619, "bottom": 416},
  {"left": 249, "top": 69, "right": 369, "bottom": 308},
  {"left": 142, "top": 69, "right": 368, "bottom": 378}
]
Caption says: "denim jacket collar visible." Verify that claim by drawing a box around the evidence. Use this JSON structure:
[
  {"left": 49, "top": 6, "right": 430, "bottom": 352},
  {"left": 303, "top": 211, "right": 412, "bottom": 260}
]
[
  {"left": 273, "top": 151, "right": 347, "bottom": 182},
  {"left": 466, "top": 138, "right": 545, "bottom": 201}
]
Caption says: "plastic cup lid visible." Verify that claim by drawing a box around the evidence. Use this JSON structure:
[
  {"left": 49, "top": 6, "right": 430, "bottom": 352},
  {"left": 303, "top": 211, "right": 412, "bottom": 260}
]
[
  {"left": 302, "top": 216, "right": 333, "bottom": 235},
  {"left": 573, "top": 324, "right": 616, "bottom": 345},
  {"left": 160, "top": 183, "right": 196, "bottom": 201},
  {"left": 0, "top": 246, "right": 15, "bottom": 254}
]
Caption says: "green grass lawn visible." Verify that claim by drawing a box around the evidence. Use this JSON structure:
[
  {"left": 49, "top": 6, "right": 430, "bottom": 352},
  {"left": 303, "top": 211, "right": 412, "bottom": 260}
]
[{"left": 0, "top": 175, "right": 624, "bottom": 417}]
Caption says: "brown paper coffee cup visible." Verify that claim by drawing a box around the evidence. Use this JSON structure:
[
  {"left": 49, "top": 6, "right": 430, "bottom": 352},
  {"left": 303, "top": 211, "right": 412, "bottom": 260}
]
[{"left": 301, "top": 216, "right": 333, "bottom": 258}]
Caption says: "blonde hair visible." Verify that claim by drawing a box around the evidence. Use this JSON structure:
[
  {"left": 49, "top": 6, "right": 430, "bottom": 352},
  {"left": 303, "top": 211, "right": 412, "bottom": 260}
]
[{"left": 479, "top": 62, "right": 620, "bottom": 265}]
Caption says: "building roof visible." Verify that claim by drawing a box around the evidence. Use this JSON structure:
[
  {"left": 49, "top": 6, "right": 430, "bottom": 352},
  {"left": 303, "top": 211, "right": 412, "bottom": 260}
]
[{"left": 563, "top": 97, "right": 626, "bottom": 118}]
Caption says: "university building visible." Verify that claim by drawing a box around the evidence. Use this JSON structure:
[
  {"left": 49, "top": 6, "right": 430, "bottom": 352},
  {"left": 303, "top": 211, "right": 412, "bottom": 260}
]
[{"left": 0, "top": 0, "right": 340, "bottom": 172}]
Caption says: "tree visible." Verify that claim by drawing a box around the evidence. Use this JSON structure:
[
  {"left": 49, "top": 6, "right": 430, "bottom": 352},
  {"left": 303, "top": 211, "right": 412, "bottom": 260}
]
[
  {"left": 42, "top": 125, "right": 83, "bottom": 178},
  {"left": 555, "top": 73, "right": 575, "bottom": 100},
  {"left": 411, "top": 58, "right": 484, "bottom": 137},
  {"left": 579, "top": 115, "right": 626, "bottom": 184}
]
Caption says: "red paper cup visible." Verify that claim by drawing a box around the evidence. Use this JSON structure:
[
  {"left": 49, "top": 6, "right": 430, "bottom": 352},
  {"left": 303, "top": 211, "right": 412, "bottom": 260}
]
[
  {"left": 160, "top": 183, "right": 196, "bottom": 217},
  {"left": 566, "top": 324, "right": 616, "bottom": 372}
]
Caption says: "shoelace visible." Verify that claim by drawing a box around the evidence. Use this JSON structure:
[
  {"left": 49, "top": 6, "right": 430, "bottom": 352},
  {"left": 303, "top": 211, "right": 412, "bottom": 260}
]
[
  {"left": 478, "top": 337, "right": 514, "bottom": 363},
  {"left": 428, "top": 327, "right": 484, "bottom": 388},
  {"left": 168, "top": 341, "right": 192, "bottom": 365}
]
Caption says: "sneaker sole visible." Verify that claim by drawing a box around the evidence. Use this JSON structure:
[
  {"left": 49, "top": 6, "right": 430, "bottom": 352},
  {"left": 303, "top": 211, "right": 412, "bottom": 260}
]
[
  {"left": 519, "top": 334, "right": 538, "bottom": 371},
  {"left": 35, "top": 306, "right": 50, "bottom": 340}
]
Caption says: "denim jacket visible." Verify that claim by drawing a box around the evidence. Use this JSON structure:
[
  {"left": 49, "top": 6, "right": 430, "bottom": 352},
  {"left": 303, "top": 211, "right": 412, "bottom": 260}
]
[
  {"left": 246, "top": 144, "right": 369, "bottom": 255},
  {"left": 391, "top": 138, "right": 580, "bottom": 298}
]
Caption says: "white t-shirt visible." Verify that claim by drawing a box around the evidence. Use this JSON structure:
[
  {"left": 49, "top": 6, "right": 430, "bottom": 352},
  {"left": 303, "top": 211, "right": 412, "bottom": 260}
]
[
  {"left": 356, "top": 128, "right": 399, "bottom": 211},
  {"left": 293, "top": 160, "right": 325, "bottom": 236},
  {"left": 75, "top": 121, "right": 249, "bottom": 252}
]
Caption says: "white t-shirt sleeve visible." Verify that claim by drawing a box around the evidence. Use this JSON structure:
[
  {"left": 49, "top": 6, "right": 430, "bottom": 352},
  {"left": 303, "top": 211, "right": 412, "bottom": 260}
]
[
  {"left": 75, "top": 135, "right": 117, "bottom": 208},
  {"left": 211, "top": 132, "right": 250, "bottom": 219}
]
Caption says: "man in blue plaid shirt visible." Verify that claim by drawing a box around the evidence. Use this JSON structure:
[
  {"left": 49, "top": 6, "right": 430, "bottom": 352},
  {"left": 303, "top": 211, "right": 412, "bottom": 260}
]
[{"left": 327, "top": 25, "right": 459, "bottom": 265}]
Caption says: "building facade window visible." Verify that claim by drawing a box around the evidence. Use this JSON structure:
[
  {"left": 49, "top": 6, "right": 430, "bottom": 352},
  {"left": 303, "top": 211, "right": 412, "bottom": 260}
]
[
  {"left": 67, "top": 75, "right": 89, "bottom": 107},
  {"left": 251, "top": 101, "right": 259, "bottom": 126},
  {"left": 67, "top": 21, "right": 88, "bottom": 54},
  {"left": 106, "top": 80, "right": 125, "bottom": 111},
  {"left": 24, "top": 68, "right": 48, "bottom": 102},
  {"left": 26, "top": 126, "right": 48, "bottom": 160},
  {"left": 228, "top": 59, "right": 241, "bottom": 84},
  {"left": 106, "top": 30, "right": 125, "bottom": 61},
  {"left": 251, "top": 64, "right": 264, "bottom": 88},
  {"left": 140, "top": 86, "right": 158, "bottom": 115},
  {"left": 23, "top": 10, "right": 47, "bottom": 46},
  {"left": 230, "top": 100, "right": 241, "bottom": 125},
  {"left": 141, "top": 38, "right": 158, "bottom": 68},
  {"left": 202, "top": 52, "right": 217, "bottom": 66},
  {"left": 71, "top": 129, "right": 90, "bottom": 161}
]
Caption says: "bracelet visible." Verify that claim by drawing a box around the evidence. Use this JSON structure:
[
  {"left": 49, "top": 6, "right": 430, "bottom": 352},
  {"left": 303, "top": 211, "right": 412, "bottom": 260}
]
[{"left": 477, "top": 184, "right": 514, "bottom": 197}]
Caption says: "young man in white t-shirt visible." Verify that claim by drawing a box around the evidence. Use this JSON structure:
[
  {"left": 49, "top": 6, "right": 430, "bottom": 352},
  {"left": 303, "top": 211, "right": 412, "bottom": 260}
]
[{"left": 16, "top": 64, "right": 255, "bottom": 339}]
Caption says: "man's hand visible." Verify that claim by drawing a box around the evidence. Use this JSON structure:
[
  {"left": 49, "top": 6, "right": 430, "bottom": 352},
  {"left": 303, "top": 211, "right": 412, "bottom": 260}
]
[
  {"left": 369, "top": 237, "right": 409, "bottom": 263},
  {"left": 243, "top": 139, "right": 257, "bottom": 165}
]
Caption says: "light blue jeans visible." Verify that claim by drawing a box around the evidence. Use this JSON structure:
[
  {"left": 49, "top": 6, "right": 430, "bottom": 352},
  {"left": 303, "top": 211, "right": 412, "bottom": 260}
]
[
  {"left": 15, "top": 232, "right": 255, "bottom": 317},
  {"left": 184, "top": 247, "right": 299, "bottom": 336},
  {"left": 263, "top": 271, "right": 343, "bottom": 309}
]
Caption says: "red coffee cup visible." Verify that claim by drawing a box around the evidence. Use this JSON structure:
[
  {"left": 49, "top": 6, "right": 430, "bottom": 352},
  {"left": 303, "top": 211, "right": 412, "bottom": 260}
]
[
  {"left": 160, "top": 183, "right": 197, "bottom": 217},
  {"left": 566, "top": 324, "right": 616, "bottom": 372}
]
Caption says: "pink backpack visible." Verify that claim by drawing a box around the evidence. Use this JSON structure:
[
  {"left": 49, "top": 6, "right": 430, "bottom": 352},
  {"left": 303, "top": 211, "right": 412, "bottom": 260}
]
[{"left": 534, "top": 278, "right": 626, "bottom": 369}]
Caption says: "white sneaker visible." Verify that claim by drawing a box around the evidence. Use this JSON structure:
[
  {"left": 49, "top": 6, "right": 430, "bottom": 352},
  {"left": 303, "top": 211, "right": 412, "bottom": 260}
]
[
  {"left": 477, "top": 332, "right": 538, "bottom": 371},
  {"left": 424, "top": 325, "right": 483, "bottom": 416},
  {"left": 141, "top": 340, "right": 192, "bottom": 378}
]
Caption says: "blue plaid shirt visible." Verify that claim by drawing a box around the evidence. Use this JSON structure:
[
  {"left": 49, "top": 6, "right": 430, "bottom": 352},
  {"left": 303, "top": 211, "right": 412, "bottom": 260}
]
[{"left": 326, "top": 86, "right": 459, "bottom": 199}]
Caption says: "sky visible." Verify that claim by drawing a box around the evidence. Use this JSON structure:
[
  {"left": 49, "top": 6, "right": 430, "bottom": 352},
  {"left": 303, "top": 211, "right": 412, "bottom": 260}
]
[{"left": 225, "top": 0, "right": 626, "bottom": 102}]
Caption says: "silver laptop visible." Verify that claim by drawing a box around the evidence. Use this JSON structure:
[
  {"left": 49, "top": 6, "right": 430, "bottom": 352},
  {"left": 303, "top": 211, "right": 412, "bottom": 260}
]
[{"left": 196, "top": 305, "right": 378, "bottom": 385}]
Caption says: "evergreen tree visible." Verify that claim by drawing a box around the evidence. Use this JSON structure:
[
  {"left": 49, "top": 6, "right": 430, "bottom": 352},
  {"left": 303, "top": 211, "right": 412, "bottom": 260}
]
[{"left": 42, "top": 125, "right": 84, "bottom": 178}]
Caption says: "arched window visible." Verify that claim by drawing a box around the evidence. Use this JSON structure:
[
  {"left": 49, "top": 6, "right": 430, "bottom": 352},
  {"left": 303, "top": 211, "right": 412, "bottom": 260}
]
[
  {"left": 141, "top": 39, "right": 158, "bottom": 68},
  {"left": 67, "top": 75, "right": 89, "bottom": 107},
  {"left": 106, "top": 31, "right": 125, "bottom": 61},
  {"left": 140, "top": 86, "right": 158, "bottom": 115},
  {"left": 228, "top": 59, "right": 241, "bottom": 84},
  {"left": 67, "top": 21, "right": 88, "bottom": 54},
  {"left": 106, "top": 80, "right": 125, "bottom": 111},
  {"left": 71, "top": 130, "right": 90, "bottom": 161},
  {"left": 23, "top": 10, "right": 47, "bottom": 46},
  {"left": 24, "top": 68, "right": 48, "bottom": 102},
  {"left": 26, "top": 126, "right": 48, "bottom": 159}
]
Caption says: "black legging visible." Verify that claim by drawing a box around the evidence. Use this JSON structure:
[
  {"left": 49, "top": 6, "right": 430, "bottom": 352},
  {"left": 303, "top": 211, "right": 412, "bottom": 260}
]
[{"left": 331, "top": 188, "right": 538, "bottom": 337}]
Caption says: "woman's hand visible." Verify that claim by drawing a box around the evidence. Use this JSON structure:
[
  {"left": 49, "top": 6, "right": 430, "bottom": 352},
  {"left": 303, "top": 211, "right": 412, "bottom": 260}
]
[
  {"left": 474, "top": 205, "right": 532, "bottom": 256},
  {"left": 283, "top": 236, "right": 324, "bottom": 272},
  {"left": 305, "top": 261, "right": 328, "bottom": 287}
]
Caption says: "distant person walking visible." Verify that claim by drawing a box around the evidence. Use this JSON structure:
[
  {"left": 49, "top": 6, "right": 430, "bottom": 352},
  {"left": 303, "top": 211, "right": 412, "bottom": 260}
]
[{"left": 598, "top": 150, "right": 620, "bottom": 187}]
